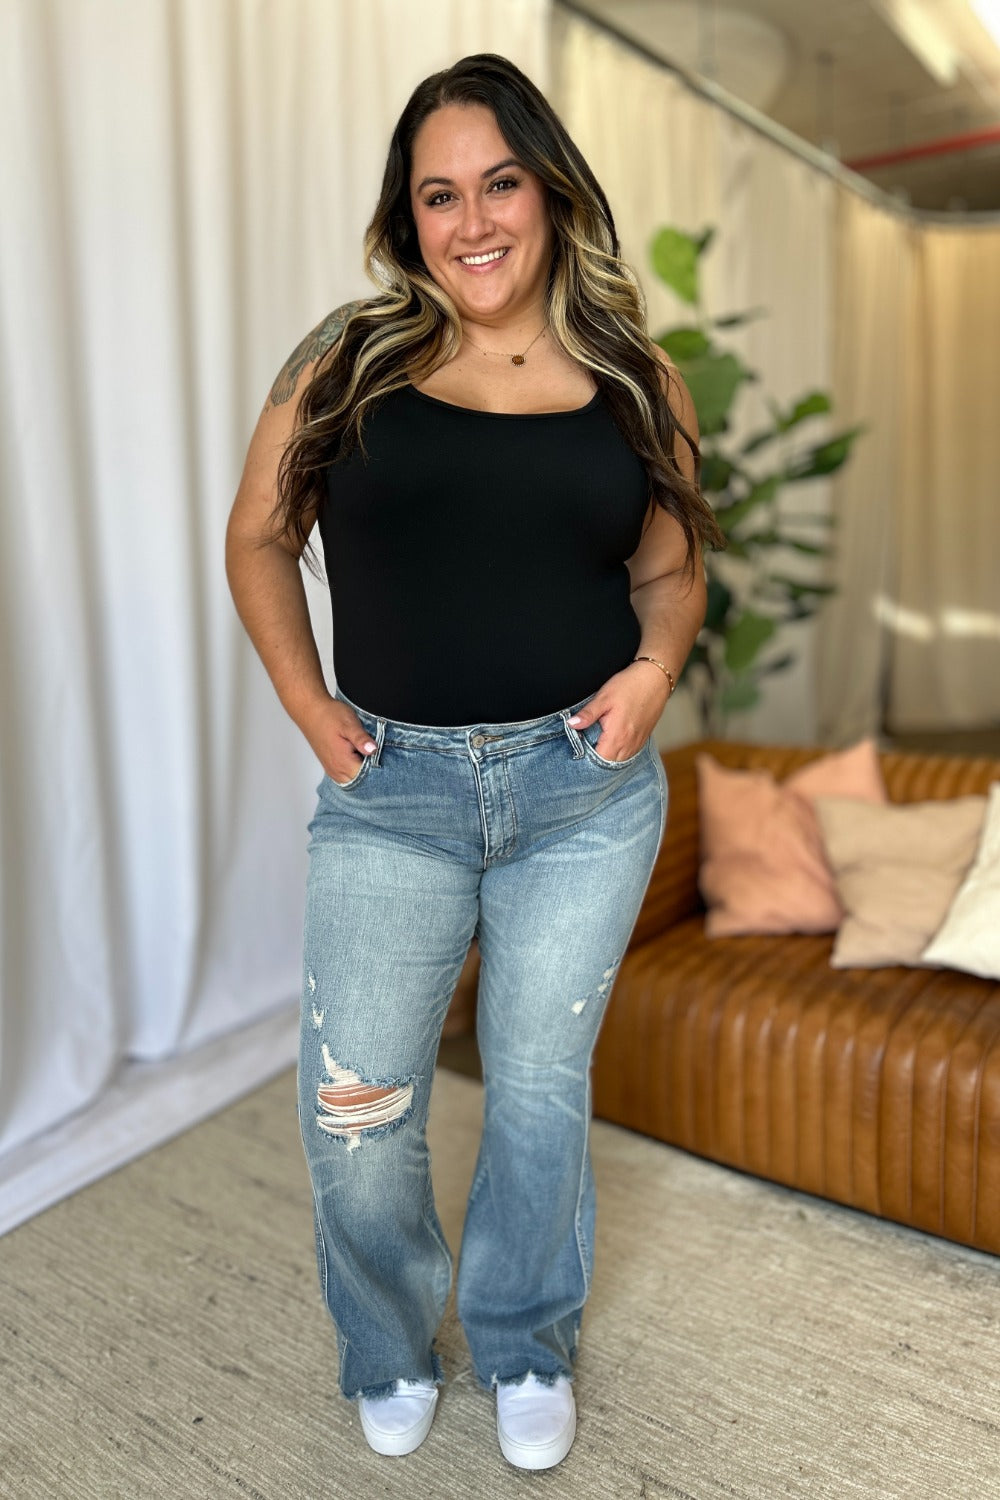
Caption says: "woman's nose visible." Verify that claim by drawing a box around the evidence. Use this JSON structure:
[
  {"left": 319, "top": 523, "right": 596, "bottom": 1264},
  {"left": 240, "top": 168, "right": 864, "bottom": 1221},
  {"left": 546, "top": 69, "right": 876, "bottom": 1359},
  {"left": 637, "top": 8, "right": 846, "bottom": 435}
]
[{"left": 458, "top": 196, "right": 494, "bottom": 241}]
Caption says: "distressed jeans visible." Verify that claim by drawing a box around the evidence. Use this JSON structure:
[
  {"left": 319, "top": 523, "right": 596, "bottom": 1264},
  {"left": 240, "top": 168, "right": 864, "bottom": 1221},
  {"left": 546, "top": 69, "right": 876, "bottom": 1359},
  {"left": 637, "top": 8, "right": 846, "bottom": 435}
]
[{"left": 297, "top": 682, "right": 668, "bottom": 1401}]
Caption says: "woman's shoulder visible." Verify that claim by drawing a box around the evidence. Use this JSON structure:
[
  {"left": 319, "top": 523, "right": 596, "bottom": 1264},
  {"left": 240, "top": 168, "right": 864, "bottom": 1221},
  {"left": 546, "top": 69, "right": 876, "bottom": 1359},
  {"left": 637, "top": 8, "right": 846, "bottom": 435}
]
[
  {"left": 647, "top": 339, "right": 696, "bottom": 422},
  {"left": 648, "top": 339, "right": 676, "bottom": 385},
  {"left": 267, "top": 297, "right": 378, "bottom": 409}
]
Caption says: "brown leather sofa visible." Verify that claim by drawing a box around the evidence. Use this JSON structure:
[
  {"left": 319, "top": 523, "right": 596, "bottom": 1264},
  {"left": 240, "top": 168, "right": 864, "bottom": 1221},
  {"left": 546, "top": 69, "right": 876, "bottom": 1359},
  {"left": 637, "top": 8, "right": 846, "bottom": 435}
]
[
  {"left": 447, "top": 740, "right": 1000, "bottom": 1256},
  {"left": 592, "top": 740, "right": 1000, "bottom": 1257}
]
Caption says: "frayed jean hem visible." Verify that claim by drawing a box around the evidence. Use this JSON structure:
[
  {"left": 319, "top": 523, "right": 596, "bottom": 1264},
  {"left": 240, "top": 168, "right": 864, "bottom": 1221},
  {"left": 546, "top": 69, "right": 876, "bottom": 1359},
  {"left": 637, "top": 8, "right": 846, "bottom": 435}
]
[
  {"left": 489, "top": 1364, "right": 574, "bottom": 1393},
  {"left": 349, "top": 1348, "right": 445, "bottom": 1403}
]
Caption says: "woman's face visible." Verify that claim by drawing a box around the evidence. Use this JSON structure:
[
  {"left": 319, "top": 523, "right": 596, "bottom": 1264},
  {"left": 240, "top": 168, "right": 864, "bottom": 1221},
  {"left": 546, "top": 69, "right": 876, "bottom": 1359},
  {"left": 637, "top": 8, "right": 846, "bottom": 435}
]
[{"left": 408, "top": 102, "right": 554, "bottom": 328}]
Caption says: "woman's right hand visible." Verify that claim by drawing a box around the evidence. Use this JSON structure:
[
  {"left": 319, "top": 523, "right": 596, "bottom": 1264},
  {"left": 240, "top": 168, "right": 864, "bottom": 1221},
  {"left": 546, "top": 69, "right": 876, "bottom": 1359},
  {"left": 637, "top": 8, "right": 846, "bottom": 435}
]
[{"left": 299, "top": 696, "right": 377, "bottom": 784}]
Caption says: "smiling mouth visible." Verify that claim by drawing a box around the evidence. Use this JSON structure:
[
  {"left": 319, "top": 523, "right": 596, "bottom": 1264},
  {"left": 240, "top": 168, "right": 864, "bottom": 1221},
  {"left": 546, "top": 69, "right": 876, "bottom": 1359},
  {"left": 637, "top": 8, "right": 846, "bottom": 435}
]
[{"left": 457, "top": 247, "right": 510, "bottom": 266}]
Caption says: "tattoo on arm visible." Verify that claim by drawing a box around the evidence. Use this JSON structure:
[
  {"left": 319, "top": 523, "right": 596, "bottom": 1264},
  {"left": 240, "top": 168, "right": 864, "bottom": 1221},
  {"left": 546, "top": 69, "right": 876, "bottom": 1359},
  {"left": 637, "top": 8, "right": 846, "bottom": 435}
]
[{"left": 267, "top": 300, "right": 365, "bottom": 407}]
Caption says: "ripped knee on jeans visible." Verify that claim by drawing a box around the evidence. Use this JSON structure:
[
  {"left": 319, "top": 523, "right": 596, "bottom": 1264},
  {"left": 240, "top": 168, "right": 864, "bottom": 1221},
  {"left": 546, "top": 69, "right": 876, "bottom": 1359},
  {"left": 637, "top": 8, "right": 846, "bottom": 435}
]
[{"left": 316, "top": 1048, "right": 414, "bottom": 1152}]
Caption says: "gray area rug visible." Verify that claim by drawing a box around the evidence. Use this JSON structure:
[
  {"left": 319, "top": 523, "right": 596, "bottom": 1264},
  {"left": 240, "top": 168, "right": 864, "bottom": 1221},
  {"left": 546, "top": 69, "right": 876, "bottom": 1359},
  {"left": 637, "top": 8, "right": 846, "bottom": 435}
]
[{"left": 2, "top": 1065, "right": 999, "bottom": 1499}]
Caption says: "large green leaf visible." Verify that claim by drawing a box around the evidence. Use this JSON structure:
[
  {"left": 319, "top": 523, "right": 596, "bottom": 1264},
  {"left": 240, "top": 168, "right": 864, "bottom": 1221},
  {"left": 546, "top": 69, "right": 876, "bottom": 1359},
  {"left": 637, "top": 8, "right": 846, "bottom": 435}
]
[
  {"left": 657, "top": 327, "right": 710, "bottom": 361},
  {"left": 783, "top": 425, "right": 868, "bottom": 480},
  {"left": 650, "top": 228, "right": 701, "bottom": 305},
  {"left": 779, "top": 536, "right": 830, "bottom": 556},
  {"left": 780, "top": 392, "right": 831, "bottom": 429},
  {"left": 698, "top": 450, "right": 733, "bottom": 492},
  {"left": 756, "top": 651, "right": 796, "bottom": 677},
  {"left": 739, "top": 394, "right": 834, "bottom": 456},
  {"left": 715, "top": 475, "right": 780, "bottom": 533},
  {"left": 678, "top": 350, "right": 754, "bottom": 436},
  {"left": 739, "top": 423, "right": 784, "bottom": 456},
  {"left": 710, "top": 307, "right": 769, "bottom": 330},
  {"left": 724, "top": 611, "right": 776, "bottom": 672},
  {"left": 768, "top": 577, "right": 837, "bottom": 599},
  {"left": 742, "top": 530, "right": 832, "bottom": 558},
  {"left": 720, "top": 678, "right": 760, "bottom": 714},
  {"left": 703, "top": 575, "right": 733, "bottom": 632}
]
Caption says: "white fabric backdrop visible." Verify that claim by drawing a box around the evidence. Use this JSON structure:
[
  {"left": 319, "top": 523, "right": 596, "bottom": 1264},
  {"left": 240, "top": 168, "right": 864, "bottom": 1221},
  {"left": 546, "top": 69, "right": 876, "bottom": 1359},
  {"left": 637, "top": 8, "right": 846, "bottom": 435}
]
[
  {"left": 0, "top": 0, "right": 549, "bottom": 1166},
  {"left": 887, "top": 222, "right": 1000, "bottom": 732},
  {"left": 814, "top": 192, "right": 918, "bottom": 745}
]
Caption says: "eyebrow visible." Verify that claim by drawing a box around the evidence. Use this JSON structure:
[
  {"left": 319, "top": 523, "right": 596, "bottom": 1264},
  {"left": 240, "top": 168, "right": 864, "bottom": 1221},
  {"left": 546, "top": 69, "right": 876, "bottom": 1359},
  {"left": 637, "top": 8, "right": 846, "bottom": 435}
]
[{"left": 415, "top": 158, "right": 523, "bottom": 193}]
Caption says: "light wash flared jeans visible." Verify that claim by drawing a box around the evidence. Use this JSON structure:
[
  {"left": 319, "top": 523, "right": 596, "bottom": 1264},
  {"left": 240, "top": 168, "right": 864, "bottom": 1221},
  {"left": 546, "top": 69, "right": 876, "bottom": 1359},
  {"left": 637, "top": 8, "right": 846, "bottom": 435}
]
[{"left": 297, "top": 683, "right": 668, "bottom": 1401}]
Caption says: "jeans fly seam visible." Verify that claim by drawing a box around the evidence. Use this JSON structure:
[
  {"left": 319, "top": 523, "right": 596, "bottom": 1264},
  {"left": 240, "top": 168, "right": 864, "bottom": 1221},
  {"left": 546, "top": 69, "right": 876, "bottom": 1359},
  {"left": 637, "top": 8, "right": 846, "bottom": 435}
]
[
  {"left": 470, "top": 752, "right": 491, "bottom": 870},
  {"left": 500, "top": 755, "right": 518, "bottom": 850}
]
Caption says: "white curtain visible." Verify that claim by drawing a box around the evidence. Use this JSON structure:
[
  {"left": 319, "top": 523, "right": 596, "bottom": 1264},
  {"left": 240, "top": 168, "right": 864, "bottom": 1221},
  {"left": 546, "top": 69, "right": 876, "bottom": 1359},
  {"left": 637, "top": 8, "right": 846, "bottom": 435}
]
[
  {"left": 887, "top": 223, "right": 1000, "bottom": 732},
  {"left": 814, "top": 192, "right": 918, "bottom": 744},
  {"left": 0, "top": 0, "right": 550, "bottom": 1176},
  {"left": 817, "top": 204, "right": 1000, "bottom": 742}
]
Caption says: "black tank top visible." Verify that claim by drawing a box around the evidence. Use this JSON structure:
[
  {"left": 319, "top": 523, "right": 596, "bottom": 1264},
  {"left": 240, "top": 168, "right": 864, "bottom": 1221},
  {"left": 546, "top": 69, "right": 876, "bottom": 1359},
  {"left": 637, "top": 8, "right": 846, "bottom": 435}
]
[{"left": 317, "top": 382, "right": 650, "bottom": 725}]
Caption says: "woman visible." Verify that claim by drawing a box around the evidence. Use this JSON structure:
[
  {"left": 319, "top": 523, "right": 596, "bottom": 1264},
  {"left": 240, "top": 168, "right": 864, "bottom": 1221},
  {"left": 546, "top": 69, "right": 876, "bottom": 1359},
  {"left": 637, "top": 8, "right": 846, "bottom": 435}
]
[{"left": 226, "top": 53, "right": 722, "bottom": 1470}]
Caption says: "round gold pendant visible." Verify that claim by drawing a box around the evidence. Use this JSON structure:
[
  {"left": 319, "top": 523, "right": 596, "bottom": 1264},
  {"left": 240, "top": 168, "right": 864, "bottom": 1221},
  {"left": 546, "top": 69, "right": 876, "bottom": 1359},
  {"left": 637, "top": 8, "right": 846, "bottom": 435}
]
[{"left": 511, "top": 354, "right": 525, "bottom": 366}]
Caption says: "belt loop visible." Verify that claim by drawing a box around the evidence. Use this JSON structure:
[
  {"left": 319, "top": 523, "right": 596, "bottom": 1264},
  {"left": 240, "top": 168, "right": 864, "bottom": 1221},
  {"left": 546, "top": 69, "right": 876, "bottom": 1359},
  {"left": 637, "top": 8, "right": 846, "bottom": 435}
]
[
  {"left": 559, "top": 706, "right": 586, "bottom": 759},
  {"left": 371, "top": 716, "right": 386, "bottom": 768}
]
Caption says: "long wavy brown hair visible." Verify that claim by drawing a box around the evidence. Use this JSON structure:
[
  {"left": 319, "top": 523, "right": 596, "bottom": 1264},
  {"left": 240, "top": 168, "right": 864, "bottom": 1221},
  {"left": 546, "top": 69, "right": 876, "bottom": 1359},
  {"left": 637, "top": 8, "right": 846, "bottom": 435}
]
[{"left": 266, "top": 52, "right": 725, "bottom": 582}]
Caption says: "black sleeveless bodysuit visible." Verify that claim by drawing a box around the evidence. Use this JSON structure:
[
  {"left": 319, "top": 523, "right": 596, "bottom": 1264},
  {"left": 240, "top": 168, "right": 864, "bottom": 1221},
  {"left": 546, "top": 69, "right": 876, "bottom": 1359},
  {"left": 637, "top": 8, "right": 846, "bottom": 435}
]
[{"left": 317, "top": 382, "right": 651, "bottom": 725}]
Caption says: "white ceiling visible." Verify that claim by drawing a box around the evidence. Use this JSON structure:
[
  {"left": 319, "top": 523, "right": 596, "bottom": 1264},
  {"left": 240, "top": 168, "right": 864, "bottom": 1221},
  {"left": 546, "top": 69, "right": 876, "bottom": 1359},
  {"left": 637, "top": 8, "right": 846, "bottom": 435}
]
[{"left": 567, "top": 0, "right": 1000, "bottom": 211}]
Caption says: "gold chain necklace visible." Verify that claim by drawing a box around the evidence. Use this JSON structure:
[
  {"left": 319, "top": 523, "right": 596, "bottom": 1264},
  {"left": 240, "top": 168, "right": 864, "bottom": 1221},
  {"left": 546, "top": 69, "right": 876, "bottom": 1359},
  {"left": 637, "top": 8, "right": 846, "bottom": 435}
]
[{"left": 462, "top": 325, "right": 548, "bottom": 366}]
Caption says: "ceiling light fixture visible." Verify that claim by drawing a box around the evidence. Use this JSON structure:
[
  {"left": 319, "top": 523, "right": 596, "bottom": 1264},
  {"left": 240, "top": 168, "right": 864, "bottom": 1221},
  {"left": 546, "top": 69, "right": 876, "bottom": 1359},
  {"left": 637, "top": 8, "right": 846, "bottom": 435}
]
[
  {"left": 873, "top": 0, "right": 1000, "bottom": 109},
  {"left": 969, "top": 1, "right": 1000, "bottom": 45}
]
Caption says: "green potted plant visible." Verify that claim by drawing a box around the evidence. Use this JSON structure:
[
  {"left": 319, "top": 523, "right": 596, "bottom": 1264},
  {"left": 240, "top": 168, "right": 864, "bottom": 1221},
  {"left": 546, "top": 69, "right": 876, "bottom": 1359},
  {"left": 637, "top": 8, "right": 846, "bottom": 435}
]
[{"left": 650, "top": 225, "right": 866, "bottom": 735}]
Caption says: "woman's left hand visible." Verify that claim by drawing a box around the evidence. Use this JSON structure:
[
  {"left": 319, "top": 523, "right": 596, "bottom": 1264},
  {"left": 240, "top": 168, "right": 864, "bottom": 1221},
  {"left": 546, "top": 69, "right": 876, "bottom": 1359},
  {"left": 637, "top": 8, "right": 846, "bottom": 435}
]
[{"left": 567, "top": 661, "right": 672, "bottom": 762}]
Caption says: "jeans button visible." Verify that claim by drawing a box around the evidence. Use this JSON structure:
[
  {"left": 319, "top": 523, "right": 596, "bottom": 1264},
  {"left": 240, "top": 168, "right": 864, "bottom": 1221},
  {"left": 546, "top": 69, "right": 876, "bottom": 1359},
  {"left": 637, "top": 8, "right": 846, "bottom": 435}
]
[{"left": 471, "top": 734, "right": 486, "bottom": 748}]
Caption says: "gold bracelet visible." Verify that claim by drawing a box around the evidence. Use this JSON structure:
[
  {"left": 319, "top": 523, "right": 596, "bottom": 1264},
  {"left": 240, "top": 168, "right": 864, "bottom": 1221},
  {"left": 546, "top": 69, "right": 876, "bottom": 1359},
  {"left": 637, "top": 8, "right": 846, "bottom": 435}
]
[{"left": 632, "top": 655, "right": 675, "bottom": 696}]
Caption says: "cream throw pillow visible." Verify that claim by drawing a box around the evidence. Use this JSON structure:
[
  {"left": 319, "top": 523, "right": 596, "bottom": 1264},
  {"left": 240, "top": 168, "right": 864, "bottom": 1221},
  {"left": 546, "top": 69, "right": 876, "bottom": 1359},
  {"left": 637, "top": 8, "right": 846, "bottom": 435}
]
[
  {"left": 921, "top": 782, "right": 1000, "bottom": 979},
  {"left": 696, "top": 741, "right": 888, "bottom": 937},
  {"left": 815, "top": 795, "right": 987, "bottom": 968}
]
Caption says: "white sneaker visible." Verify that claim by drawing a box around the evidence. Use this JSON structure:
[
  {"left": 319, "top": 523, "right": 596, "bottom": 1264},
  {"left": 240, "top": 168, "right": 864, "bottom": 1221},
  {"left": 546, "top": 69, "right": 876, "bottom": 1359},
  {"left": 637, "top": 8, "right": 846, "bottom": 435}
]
[
  {"left": 358, "top": 1379, "right": 439, "bottom": 1456},
  {"left": 496, "top": 1373, "right": 576, "bottom": 1470}
]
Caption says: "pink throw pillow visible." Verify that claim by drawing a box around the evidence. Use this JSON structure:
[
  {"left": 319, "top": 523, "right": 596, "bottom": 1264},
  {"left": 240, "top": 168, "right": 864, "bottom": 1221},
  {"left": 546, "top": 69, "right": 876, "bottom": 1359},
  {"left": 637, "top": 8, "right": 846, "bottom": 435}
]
[{"left": 697, "top": 741, "right": 888, "bottom": 937}]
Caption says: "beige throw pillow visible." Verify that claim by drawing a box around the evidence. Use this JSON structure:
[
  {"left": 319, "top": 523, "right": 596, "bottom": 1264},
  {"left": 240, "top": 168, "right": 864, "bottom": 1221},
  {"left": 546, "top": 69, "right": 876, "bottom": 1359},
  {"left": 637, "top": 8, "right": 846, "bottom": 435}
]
[
  {"left": 696, "top": 741, "right": 888, "bottom": 937},
  {"left": 921, "top": 782, "right": 1000, "bottom": 979},
  {"left": 815, "top": 795, "right": 987, "bottom": 968}
]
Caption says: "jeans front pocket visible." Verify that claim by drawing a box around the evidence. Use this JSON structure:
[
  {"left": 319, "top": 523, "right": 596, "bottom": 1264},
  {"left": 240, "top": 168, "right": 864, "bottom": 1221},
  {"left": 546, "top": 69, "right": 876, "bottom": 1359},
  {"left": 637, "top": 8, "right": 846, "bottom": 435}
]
[
  {"left": 327, "top": 752, "right": 375, "bottom": 790},
  {"left": 324, "top": 702, "right": 386, "bottom": 790},
  {"left": 574, "top": 716, "right": 650, "bottom": 770}
]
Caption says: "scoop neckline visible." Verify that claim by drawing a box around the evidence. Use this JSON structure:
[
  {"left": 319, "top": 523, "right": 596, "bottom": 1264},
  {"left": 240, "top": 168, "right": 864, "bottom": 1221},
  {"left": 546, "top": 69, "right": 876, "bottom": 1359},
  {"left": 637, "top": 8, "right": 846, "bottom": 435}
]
[{"left": 406, "top": 382, "right": 601, "bottom": 418}]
